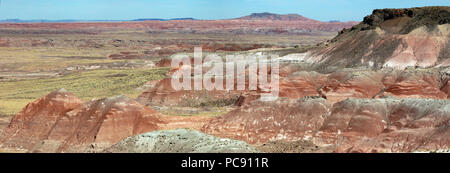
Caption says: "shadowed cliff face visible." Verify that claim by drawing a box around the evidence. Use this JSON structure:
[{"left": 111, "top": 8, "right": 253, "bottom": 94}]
[{"left": 305, "top": 7, "right": 450, "bottom": 72}]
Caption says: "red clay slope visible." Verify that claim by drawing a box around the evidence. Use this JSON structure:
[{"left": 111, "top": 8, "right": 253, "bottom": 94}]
[
  {"left": 0, "top": 89, "right": 82, "bottom": 152},
  {"left": 0, "top": 90, "right": 162, "bottom": 152},
  {"left": 0, "top": 89, "right": 215, "bottom": 152}
]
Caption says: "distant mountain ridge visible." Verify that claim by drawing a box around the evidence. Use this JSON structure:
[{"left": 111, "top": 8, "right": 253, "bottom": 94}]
[
  {"left": 0, "top": 18, "right": 197, "bottom": 23},
  {"left": 0, "top": 19, "right": 84, "bottom": 23},
  {"left": 0, "top": 13, "right": 353, "bottom": 23}
]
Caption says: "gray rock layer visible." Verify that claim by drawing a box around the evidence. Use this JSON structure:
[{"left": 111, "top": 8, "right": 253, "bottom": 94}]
[{"left": 104, "top": 129, "right": 257, "bottom": 153}]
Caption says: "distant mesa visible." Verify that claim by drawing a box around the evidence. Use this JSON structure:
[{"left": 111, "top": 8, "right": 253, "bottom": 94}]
[
  {"left": 0, "top": 89, "right": 163, "bottom": 152},
  {"left": 237, "top": 12, "right": 317, "bottom": 22}
]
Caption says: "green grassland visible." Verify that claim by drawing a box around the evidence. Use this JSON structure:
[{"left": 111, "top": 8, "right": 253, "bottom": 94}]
[{"left": 0, "top": 68, "right": 169, "bottom": 116}]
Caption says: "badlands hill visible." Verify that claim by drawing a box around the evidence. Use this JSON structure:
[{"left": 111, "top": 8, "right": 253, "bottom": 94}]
[
  {"left": 302, "top": 6, "right": 450, "bottom": 72},
  {"left": 0, "top": 89, "right": 216, "bottom": 152},
  {"left": 1, "top": 7, "right": 449, "bottom": 153}
]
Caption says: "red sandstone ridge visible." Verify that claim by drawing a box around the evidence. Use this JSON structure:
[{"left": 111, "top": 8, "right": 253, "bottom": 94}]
[
  {"left": 0, "top": 89, "right": 82, "bottom": 151},
  {"left": 46, "top": 95, "right": 163, "bottom": 152},
  {"left": 0, "top": 89, "right": 217, "bottom": 153},
  {"left": 303, "top": 7, "right": 450, "bottom": 72},
  {"left": 316, "top": 69, "right": 447, "bottom": 102},
  {"left": 0, "top": 90, "right": 163, "bottom": 152}
]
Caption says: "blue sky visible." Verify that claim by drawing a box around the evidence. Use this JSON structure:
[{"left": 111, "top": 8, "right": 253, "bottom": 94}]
[{"left": 0, "top": 0, "right": 448, "bottom": 21}]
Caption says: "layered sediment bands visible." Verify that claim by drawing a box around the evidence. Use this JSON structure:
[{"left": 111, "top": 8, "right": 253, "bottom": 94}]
[
  {"left": 142, "top": 61, "right": 324, "bottom": 107},
  {"left": 203, "top": 97, "right": 450, "bottom": 152},
  {"left": 202, "top": 98, "right": 332, "bottom": 145},
  {"left": 278, "top": 71, "right": 327, "bottom": 99},
  {"left": 442, "top": 80, "right": 450, "bottom": 98},
  {"left": 304, "top": 7, "right": 450, "bottom": 71},
  {"left": 361, "top": 7, "right": 450, "bottom": 34},
  {"left": 316, "top": 69, "right": 448, "bottom": 102},
  {"left": 0, "top": 89, "right": 220, "bottom": 152},
  {"left": 319, "top": 70, "right": 385, "bottom": 103},
  {"left": 325, "top": 98, "right": 450, "bottom": 153},
  {"left": 141, "top": 66, "right": 449, "bottom": 109},
  {"left": 139, "top": 59, "right": 275, "bottom": 107},
  {"left": 46, "top": 96, "right": 163, "bottom": 152},
  {"left": 0, "top": 90, "right": 164, "bottom": 152},
  {"left": 0, "top": 89, "right": 82, "bottom": 151},
  {"left": 319, "top": 99, "right": 389, "bottom": 138},
  {"left": 137, "top": 78, "right": 244, "bottom": 107},
  {"left": 441, "top": 71, "right": 450, "bottom": 98},
  {"left": 105, "top": 129, "right": 257, "bottom": 153},
  {"left": 380, "top": 70, "right": 447, "bottom": 99},
  {"left": 158, "top": 115, "right": 214, "bottom": 131}
]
